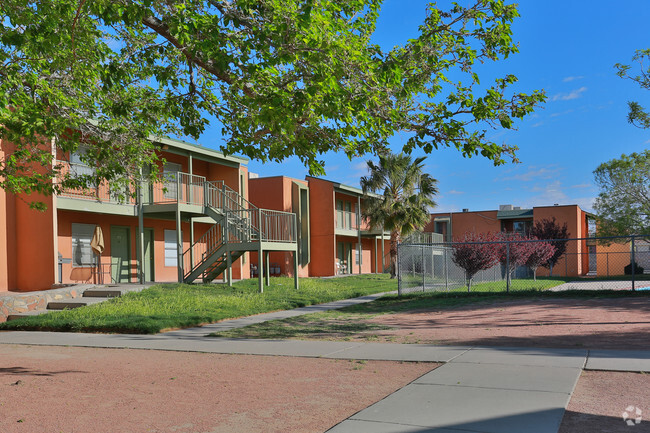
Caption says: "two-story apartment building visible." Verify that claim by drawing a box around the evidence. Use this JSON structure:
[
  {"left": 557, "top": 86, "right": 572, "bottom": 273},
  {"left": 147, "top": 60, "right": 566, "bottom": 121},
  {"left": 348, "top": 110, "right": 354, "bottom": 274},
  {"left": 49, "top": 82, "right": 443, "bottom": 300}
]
[
  {"left": 425, "top": 204, "right": 636, "bottom": 278},
  {"left": 0, "top": 136, "right": 297, "bottom": 292},
  {"left": 248, "top": 175, "right": 390, "bottom": 277}
]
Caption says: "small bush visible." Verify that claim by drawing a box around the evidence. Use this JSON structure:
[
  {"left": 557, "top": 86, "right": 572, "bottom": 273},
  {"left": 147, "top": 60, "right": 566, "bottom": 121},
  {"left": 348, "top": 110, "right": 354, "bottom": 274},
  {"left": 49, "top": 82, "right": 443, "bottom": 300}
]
[{"left": 624, "top": 262, "right": 645, "bottom": 275}]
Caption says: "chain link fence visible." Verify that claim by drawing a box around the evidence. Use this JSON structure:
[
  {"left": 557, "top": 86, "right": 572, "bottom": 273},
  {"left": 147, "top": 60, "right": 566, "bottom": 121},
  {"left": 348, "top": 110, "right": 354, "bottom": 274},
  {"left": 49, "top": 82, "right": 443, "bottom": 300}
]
[{"left": 398, "top": 235, "right": 650, "bottom": 295}]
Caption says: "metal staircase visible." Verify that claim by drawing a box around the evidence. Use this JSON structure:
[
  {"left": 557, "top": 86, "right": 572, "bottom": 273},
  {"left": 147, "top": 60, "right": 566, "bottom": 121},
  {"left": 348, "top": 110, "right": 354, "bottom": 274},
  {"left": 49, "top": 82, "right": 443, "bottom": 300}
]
[{"left": 180, "top": 178, "right": 297, "bottom": 283}]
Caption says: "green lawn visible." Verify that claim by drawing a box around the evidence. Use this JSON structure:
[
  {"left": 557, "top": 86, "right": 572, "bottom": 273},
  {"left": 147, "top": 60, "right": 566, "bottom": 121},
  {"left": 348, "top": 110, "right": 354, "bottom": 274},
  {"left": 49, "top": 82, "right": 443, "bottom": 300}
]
[
  {"left": 210, "top": 288, "right": 650, "bottom": 340},
  {"left": 400, "top": 277, "right": 566, "bottom": 293},
  {"left": 0, "top": 275, "right": 396, "bottom": 334}
]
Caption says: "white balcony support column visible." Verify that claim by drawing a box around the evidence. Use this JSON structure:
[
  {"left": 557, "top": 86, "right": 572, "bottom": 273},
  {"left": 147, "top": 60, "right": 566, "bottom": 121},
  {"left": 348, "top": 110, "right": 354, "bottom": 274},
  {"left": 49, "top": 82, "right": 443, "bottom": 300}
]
[
  {"left": 138, "top": 171, "right": 145, "bottom": 284},
  {"left": 258, "top": 245, "right": 264, "bottom": 293},
  {"left": 188, "top": 154, "right": 193, "bottom": 204},
  {"left": 294, "top": 250, "right": 299, "bottom": 291},
  {"left": 176, "top": 205, "right": 183, "bottom": 283},
  {"left": 264, "top": 251, "right": 270, "bottom": 287},
  {"left": 374, "top": 236, "right": 378, "bottom": 274},
  {"left": 226, "top": 250, "right": 232, "bottom": 287},
  {"left": 294, "top": 215, "right": 299, "bottom": 290},
  {"left": 381, "top": 229, "right": 385, "bottom": 273},
  {"left": 357, "top": 196, "right": 362, "bottom": 274},
  {"left": 189, "top": 217, "right": 195, "bottom": 273},
  {"left": 224, "top": 211, "right": 229, "bottom": 285}
]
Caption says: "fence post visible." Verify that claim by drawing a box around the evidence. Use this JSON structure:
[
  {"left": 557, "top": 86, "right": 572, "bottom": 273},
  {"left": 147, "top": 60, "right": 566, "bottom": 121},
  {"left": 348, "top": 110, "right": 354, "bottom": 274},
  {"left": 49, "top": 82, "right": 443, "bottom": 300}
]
[
  {"left": 397, "top": 244, "right": 402, "bottom": 297},
  {"left": 631, "top": 235, "right": 636, "bottom": 291},
  {"left": 444, "top": 247, "right": 449, "bottom": 292},
  {"left": 506, "top": 242, "right": 510, "bottom": 293},
  {"left": 421, "top": 245, "right": 425, "bottom": 292},
  {"left": 607, "top": 252, "right": 609, "bottom": 277}
]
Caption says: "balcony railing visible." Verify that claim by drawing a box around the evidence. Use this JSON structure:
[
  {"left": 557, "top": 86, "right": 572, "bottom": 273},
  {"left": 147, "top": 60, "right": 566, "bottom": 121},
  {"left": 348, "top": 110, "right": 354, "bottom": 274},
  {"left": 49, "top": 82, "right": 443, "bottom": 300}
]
[
  {"left": 336, "top": 209, "right": 359, "bottom": 230},
  {"left": 149, "top": 172, "right": 206, "bottom": 206},
  {"left": 55, "top": 161, "right": 136, "bottom": 204}
]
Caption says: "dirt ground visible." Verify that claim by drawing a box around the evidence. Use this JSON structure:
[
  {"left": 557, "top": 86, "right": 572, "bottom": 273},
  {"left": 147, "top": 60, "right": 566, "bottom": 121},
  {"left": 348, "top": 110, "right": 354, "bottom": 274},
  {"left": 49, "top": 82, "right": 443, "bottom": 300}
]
[
  {"left": 362, "top": 297, "right": 650, "bottom": 349},
  {"left": 0, "top": 345, "right": 437, "bottom": 433},
  {"left": 559, "top": 371, "right": 650, "bottom": 433}
]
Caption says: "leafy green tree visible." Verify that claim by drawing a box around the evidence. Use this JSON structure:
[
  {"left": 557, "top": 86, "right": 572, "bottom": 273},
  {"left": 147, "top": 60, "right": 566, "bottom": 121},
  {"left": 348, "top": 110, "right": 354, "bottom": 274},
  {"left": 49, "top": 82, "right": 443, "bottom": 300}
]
[
  {"left": 361, "top": 153, "right": 438, "bottom": 278},
  {"left": 594, "top": 151, "right": 650, "bottom": 236},
  {"left": 1, "top": 0, "right": 544, "bottom": 207},
  {"left": 615, "top": 49, "right": 650, "bottom": 129}
]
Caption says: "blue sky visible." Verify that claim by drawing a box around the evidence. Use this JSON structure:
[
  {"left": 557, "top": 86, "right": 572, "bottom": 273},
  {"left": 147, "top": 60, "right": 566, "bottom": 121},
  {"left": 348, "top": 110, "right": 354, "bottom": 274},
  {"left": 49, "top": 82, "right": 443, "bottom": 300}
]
[{"left": 200, "top": 1, "right": 650, "bottom": 213}]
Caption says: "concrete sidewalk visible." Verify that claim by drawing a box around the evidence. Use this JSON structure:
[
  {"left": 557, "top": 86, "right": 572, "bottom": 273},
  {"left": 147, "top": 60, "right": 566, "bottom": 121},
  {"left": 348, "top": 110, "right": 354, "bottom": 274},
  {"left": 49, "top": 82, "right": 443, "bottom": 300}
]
[
  {"left": 1, "top": 292, "right": 649, "bottom": 433},
  {"left": 329, "top": 347, "right": 587, "bottom": 433}
]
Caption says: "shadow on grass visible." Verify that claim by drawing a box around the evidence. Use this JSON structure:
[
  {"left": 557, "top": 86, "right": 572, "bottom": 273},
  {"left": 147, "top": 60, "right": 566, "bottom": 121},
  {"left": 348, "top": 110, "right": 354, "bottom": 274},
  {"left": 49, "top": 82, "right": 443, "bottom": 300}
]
[
  {"left": 212, "top": 289, "right": 650, "bottom": 345},
  {"left": 344, "top": 289, "right": 650, "bottom": 316},
  {"left": 210, "top": 317, "right": 393, "bottom": 340}
]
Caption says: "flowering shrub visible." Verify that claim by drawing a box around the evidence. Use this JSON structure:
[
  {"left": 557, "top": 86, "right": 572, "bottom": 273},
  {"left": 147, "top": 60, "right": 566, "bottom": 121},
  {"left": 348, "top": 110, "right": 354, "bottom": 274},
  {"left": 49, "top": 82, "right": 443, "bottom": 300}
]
[{"left": 451, "top": 232, "right": 500, "bottom": 291}]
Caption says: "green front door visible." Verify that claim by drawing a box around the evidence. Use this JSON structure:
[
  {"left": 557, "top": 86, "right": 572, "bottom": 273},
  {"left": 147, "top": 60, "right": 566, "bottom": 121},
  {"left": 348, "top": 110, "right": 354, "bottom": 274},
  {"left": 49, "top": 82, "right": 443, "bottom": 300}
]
[
  {"left": 143, "top": 228, "right": 155, "bottom": 282},
  {"left": 111, "top": 227, "right": 131, "bottom": 283}
]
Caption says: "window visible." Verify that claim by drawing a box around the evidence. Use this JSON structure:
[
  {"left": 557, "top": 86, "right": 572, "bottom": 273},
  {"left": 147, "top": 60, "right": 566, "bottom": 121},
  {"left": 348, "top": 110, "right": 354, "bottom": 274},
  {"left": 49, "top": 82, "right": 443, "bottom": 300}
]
[
  {"left": 512, "top": 220, "right": 532, "bottom": 236},
  {"left": 70, "top": 147, "right": 96, "bottom": 179},
  {"left": 72, "top": 223, "right": 96, "bottom": 267},
  {"left": 355, "top": 243, "right": 360, "bottom": 265},
  {"left": 164, "top": 229, "right": 181, "bottom": 267}
]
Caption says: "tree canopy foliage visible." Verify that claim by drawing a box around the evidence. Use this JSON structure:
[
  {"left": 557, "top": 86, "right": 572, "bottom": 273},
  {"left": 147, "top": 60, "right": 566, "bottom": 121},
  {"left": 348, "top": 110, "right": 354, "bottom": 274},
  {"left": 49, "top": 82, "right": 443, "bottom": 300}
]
[
  {"left": 496, "top": 232, "right": 532, "bottom": 286},
  {"left": 525, "top": 239, "right": 555, "bottom": 281},
  {"left": 529, "top": 217, "right": 569, "bottom": 275},
  {"left": 451, "top": 231, "right": 499, "bottom": 291},
  {"left": 361, "top": 152, "right": 438, "bottom": 277},
  {"left": 594, "top": 150, "right": 650, "bottom": 236},
  {"left": 1, "top": 0, "right": 545, "bottom": 203},
  {"left": 615, "top": 48, "right": 650, "bottom": 129}
]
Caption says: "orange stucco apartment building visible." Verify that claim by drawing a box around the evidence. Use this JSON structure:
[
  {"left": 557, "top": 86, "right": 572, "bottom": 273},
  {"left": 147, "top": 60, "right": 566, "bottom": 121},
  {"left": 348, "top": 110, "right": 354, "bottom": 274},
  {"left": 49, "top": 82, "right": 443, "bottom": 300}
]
[
  {"left": 0, "top": 133, "right": 391, "bottom": 293},
  {"left": 0, "top": 136, "right": 301, "bottom": 292},
  {"left": 424, "top": 204, "right": 632, "bottom": 277},
  {"left": 248, "top": 175, "right": 391, "bottom": 277}
]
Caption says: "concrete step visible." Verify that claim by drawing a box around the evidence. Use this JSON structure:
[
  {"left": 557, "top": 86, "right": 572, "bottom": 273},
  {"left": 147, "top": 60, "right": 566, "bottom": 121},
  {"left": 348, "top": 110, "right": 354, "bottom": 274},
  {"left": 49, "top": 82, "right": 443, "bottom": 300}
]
[
  {"left": 6, "top": 310, "right": 53, "bottom": 321},
  {"left": 47, "top": 297, "right": 112, "bottom": 310},
  {"left": 82, "top": 284, "right": 150, "bottom": 298},
  {"left": 83, "top": 288, "right": 123, "bottom": 298}
]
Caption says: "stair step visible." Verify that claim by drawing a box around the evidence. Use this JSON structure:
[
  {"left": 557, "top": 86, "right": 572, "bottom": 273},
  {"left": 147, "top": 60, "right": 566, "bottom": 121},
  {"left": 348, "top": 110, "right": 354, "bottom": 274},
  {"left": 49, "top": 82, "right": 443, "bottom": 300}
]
[
  {"left": 47, "top": 297, "right": 112, "bottom": 310},
  {"left": 83, "top": 288, "right": 123, "bottom": 298},
  {"left": 6, "top": 310, "right": 53, "bottom": 321}
]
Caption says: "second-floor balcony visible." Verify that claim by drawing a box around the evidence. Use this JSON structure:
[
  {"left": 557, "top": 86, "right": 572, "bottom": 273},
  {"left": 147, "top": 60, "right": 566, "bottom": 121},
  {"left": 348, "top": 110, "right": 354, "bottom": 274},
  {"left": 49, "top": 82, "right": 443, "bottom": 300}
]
[
  {"left": 334, "top": 209, "right": 383, "bottom": 236},
  {"left": 55, "top": 161, "right": 249, "bottom": 215},
  {"left": 336, "top": 209, "right": 359, "bottom": 232}
]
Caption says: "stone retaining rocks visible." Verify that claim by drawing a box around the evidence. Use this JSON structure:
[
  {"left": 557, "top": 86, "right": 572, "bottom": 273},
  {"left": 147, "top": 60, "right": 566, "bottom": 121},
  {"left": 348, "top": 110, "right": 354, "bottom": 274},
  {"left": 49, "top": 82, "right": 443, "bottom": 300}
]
[{"left": 0, "top": 284, "right": 94, "bottom": 322}]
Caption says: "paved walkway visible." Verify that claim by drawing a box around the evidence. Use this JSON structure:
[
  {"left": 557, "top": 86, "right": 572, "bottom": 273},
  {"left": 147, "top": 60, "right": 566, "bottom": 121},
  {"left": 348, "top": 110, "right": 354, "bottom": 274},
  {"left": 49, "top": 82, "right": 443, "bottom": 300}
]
[{"left": 1, "top": 293, "right": 649, "bottom": 433}]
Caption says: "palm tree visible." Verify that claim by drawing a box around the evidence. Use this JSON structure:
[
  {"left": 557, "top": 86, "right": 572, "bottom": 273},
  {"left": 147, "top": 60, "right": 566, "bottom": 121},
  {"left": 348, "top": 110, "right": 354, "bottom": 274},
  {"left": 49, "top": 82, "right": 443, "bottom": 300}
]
[{"left": 360, "top": 152, "right": 438, "bottom": 278}]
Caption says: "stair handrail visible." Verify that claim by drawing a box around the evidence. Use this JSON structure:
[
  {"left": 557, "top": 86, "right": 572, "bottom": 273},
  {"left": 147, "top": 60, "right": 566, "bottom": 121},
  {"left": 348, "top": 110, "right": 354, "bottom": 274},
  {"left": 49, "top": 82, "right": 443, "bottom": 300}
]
[
  {"left": 182, "top": 223, "right": 224, "bottom": 280},
  {"left": 183, "top": 178, "right": 298, "bottom": 282}
]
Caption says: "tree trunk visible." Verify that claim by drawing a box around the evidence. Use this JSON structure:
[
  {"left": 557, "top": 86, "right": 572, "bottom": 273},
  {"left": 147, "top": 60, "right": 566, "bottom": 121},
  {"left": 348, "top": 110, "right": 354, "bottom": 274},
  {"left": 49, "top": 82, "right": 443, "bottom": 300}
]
[{"left": 389, "top": 230, "right": 400, "bottom": 278}]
